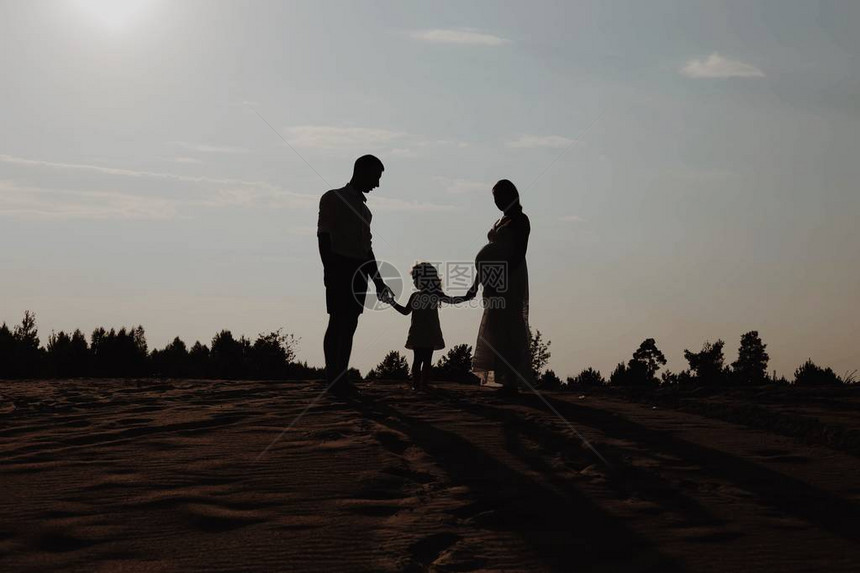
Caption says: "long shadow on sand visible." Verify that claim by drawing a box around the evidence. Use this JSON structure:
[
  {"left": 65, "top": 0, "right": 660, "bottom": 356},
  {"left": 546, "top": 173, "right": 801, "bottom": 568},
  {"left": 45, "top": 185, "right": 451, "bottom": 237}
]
[
  {"left": 347, "top": 392, "right": 680, "bottom": 572},
  {"left": 510, "top": 392, "right": 860, "bottom": 542},
  {"left": 431, "top": 388, "right": 723, "bottom": 530}
]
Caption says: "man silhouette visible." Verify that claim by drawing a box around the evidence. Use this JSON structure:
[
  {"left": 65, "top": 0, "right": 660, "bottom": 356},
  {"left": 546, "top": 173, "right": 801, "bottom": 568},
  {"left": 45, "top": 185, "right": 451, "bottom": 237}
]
[{"left": 317, "top": 155, "right": 393, "bottom": 394}]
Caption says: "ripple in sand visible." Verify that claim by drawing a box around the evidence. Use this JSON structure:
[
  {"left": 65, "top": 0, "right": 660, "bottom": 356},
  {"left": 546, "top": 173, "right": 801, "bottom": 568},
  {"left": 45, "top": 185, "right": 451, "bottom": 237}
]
[{"left": 182, "top": 503, "right": 267, "bottom": 532}]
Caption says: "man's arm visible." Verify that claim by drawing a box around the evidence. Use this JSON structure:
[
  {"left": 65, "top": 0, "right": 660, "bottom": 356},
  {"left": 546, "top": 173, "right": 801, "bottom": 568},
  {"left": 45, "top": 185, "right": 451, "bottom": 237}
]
[
  {"left": 365, "top": 250, "right": 386, "bottom": 290},
  {"left": 317, "top": 191, "right": 335, "bottom": 273},
  {"left": 364, "top": 251, "right": 394, "bottom": 302},
  {"left": 318, "top": 233, "right": 333, "bottom": 267}
]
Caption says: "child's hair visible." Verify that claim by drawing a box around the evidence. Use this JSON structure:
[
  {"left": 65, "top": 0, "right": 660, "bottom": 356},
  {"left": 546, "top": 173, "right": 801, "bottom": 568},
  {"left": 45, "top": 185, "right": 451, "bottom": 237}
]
[{"left": 410, "top": 262, "right": 442, "bottom": 292}]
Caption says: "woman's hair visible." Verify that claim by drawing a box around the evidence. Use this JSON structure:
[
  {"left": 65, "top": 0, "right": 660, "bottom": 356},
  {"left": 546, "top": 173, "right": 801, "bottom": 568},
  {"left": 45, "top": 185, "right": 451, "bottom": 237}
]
[
  {"left": 411, "top": 262, "right": 442, "bottom": 291},
  {"left": 493, "top": 179, "right": 521, "bottom": 213}
]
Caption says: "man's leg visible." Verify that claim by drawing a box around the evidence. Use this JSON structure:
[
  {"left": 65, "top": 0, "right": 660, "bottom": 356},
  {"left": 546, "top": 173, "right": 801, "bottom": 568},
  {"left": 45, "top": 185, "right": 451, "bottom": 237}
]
[
  {"left": 323, "top": 314, "right": 338, "bottom": 383},
  {"left": 336, "top": 312, "right": 360, "bottom": 381}
]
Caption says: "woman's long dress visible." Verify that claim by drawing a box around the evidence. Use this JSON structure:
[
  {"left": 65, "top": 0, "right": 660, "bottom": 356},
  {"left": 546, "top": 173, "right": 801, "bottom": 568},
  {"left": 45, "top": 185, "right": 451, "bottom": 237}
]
[{"left": 472, "top": 211, "right": 531, "bottom": 386}]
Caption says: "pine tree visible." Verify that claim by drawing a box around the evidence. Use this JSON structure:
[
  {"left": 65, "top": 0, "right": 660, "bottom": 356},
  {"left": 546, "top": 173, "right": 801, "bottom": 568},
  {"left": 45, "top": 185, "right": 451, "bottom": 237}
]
[
  {"left": 732, "top": 331, "right": 769, "bottom": 384},
  {"left": 628, "top": 338, "right": 667, "bottom": 383}
]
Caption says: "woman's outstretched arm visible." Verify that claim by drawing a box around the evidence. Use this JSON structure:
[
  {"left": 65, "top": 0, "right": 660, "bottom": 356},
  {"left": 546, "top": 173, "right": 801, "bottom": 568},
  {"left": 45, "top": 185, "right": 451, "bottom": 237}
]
[{"left": 439, "top": 280, "right": 479, "bottom": 305}]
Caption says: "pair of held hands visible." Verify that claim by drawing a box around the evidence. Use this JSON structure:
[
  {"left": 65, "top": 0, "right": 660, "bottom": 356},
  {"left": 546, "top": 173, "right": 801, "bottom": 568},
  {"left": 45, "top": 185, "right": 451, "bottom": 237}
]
[{"left": 376, "top": 283, "right": 479, "bottom": 305}]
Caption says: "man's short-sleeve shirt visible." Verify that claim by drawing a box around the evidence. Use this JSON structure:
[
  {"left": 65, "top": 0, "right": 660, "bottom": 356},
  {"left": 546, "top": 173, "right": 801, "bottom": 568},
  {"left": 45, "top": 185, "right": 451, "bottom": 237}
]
[{"left": 317, "top": 184, "right": 373, "bottom": 260}]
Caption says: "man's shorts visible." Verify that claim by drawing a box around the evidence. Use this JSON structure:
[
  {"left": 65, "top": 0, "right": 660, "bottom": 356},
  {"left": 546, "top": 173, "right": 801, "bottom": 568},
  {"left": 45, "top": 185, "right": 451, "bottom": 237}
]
[{"left": 324, "top": 255, "right": 369, "bottom": 316}]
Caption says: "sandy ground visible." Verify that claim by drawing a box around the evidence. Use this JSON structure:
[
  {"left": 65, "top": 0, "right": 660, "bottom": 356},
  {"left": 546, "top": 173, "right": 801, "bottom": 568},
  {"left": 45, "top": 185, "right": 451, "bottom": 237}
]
[{"left": 1, "top": 379, "right": 858, "bottom": 572}]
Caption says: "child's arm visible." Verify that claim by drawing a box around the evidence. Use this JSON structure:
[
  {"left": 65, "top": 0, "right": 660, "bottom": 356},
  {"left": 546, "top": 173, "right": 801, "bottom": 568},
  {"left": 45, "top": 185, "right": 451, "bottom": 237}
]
[
  {"left": 439, "top": 279, "right": 479, "bottom": 305},
  {"left": 389, "top": 293, "right": 415, "bottom": 316}
]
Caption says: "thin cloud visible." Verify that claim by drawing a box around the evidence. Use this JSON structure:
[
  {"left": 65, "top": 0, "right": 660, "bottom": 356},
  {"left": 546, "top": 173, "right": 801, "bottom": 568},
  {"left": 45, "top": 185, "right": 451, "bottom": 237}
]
[
  {"left": 281, "top": 127, "right": 468, "bottom": 156},
  {"left": 286, "top": 126, "right": 407, "bottom": 150},
  {"left": 372, "top": 196, "right": 456, "bottom": 212},
  {"left": 0, "top": 154, "right": 318, "bottom": 216},
  {"left": 389, "top": 147, "right": 419, "bottom": 158},
  {"left": 172, "top": 141, "right": 250, "bottom": 154},
  {"left": 507, "top": 135, "right": 576, "bottom": 149},
  {"left": 0, "top": 153, "right": 283, "bottom": 190},
  {"left": 680, "top": 53, "right": 765, "bottom": 78},
  {"left": 0, "top": 181, "right": 180, "bottom": 220},
  {"left": 434, "top": 177, "right": 490, "bottom": 194},
  {"left": 0, "top": 154, "right": 449, "bottom": 217},
  {"left": 409, "top": 28, "right": 510, "bottom": 46}
]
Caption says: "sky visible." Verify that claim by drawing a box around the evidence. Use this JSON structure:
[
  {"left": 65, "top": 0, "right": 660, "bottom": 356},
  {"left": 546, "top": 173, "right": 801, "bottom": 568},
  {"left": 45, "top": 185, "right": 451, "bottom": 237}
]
[{"left": 1, "top": 0, "right": 858, "bottom": 378}]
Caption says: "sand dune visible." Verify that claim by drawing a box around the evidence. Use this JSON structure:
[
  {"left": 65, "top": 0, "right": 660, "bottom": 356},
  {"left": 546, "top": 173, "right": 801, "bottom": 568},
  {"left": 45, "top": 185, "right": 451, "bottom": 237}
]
[{"left": 1, "top": 379, "right": 858, "bottom": 571}]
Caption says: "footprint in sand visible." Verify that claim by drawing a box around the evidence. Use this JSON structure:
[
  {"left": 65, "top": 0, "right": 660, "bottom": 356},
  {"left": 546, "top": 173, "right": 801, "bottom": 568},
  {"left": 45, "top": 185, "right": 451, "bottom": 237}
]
[{"left": 374, "top": 430, "right": 411, "bottom": 455}]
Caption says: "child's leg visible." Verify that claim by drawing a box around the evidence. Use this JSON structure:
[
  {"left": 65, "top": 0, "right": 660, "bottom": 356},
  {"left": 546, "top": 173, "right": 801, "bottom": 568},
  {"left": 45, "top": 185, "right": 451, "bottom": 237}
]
[
  {"left": 420, "top": 350, "right": 434, "bottom": 388},
  {"left": 411, "top": 350, "right": 422, "bottom": 388},
  {"left": 411, "top": 348, "right": 430, "bottom": 389}
]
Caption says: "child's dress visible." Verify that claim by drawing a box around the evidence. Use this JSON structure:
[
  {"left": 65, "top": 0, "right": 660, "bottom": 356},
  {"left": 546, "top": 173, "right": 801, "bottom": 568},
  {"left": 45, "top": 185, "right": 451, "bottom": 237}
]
[{"left": 405, "top": 292, "right": 446, "bottom": 350}]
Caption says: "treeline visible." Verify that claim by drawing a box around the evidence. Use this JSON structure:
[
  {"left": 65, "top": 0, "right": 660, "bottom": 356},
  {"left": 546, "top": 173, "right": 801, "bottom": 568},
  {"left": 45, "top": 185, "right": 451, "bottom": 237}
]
[
  {"left": 543, "top": 332, "right": 856, "bottom": 390},
  {"left": 0, "top": 312, "right": 322, "bottom": 380},
  {"left": 367, "top": 329, "right": 855, "bottom": 390},
  {"left": 2, "top": 312, "right": 854, "bottom": 388}
]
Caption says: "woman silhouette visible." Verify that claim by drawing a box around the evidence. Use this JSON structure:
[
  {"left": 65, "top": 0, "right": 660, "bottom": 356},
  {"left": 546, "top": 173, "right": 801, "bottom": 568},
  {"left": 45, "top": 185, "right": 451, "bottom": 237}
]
[{"left": 472, "top": 179, "right": 531, "bottom": 394}]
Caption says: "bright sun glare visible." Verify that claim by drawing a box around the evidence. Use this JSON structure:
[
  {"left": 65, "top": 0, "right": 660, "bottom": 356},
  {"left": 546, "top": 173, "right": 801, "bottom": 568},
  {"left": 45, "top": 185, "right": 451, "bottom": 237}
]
[{"left": 75, "top": 0, "right": 152, "bottom": 30}]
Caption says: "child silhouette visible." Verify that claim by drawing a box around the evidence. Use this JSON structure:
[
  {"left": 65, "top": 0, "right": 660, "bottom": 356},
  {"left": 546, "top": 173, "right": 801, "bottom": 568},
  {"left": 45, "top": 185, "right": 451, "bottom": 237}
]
[{"left": 387, "top": 263, "right": 477, "bottom": 391}]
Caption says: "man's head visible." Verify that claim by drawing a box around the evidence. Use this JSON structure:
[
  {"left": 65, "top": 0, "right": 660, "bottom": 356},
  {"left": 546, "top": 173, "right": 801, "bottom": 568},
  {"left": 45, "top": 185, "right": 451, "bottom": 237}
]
[{"left": 350, "top": 155, "right": 385, "bottom": 193}]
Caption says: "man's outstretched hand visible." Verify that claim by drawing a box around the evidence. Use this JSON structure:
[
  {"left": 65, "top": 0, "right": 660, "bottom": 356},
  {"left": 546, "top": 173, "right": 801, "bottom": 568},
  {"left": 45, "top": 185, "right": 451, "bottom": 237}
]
[{"left": 376, "top": 283, "right": 394, "bottom": 304}]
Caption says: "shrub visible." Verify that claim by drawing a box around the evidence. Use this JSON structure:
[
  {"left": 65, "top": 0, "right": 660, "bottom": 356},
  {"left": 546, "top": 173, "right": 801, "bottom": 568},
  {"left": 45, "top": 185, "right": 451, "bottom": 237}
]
[
  {"left": 435, "top": 344, "right": 480, "bottom": 384},
  {"left": 367, "top": 351, "right": 410, "bottom": 380},
  {"left": 249, "top": 330, "right": 299, "bottom": 379},
  {"left": 608, "top": 362, "right": 629, "bottom": 386},
  {"left": 528, "top": 328, "right": 551, "bottom": 381},
  {"left": 538, "top": 369, "right": 563, "bottom": 390},
  {"left": 567, "top": 367, "right": 605, "bottom": 388},
  {"left": 793, "top": 360, "right": 842, "bottom": 386},
  {"left": 683, "top": 339, "right": 729, "bottom": 385}
]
